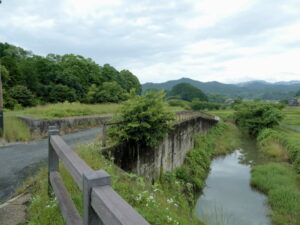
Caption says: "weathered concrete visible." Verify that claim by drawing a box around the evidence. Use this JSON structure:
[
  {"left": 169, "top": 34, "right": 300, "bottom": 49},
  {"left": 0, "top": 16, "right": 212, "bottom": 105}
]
[
  {"left": 0, "top": 193, "right": 30, "bottom": 225},
  {"left": 16, "top": 115, "right": 112, "bottom": 136},
  {"left": 103, "top": 114, "right": 218, "bottom": 182}
]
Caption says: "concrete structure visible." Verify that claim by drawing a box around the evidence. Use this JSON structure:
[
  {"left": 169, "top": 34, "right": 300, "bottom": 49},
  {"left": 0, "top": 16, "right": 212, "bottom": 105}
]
[
  {"left": 103, "top": 113, "right": 219, "bottom": 182},
  {"left": 16, "top": 115, "right": 112, "bottom": 135}
]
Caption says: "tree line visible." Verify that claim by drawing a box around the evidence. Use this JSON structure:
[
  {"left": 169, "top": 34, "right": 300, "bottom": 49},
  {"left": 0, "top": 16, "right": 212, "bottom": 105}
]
[{"left": 0, "top": 42, "right": 141, "bottom": 109}]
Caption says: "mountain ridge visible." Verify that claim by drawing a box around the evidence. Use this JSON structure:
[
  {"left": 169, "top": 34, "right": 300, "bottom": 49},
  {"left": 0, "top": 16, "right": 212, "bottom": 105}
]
[{"left": 142, "top": 78, "right": 300, "bottom": 100}]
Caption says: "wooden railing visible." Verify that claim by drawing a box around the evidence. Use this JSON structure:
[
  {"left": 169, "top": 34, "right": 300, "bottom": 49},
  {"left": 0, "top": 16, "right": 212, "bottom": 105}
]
[{"left": 48, "top": 126, "right": 150, "bottom": 225}]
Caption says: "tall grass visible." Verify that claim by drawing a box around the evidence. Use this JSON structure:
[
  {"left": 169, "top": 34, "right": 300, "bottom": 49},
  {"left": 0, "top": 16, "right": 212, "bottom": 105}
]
[
  {"left": 3, "top": 116, "right": 31, "bottom": 142},
  {"left": 281, "top": 106, "right": 300, "bottom": 126},
  {"left": 257, "top": 128, "right": 300, "bottom": 172},
  {"left": 251, "top": 163, "right": 300, "bottom": 225},
  {"left": 26, "top": 142, "right": 201, "bottom": 225},
  {"left": 10, "top": 102, "right": 123, "bottom": 119}
]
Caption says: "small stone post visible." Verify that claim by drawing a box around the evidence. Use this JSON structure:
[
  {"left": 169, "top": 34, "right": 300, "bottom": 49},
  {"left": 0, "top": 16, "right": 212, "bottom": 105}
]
[
  {"left": 102, "top": 123, "right": 107, "bottom": 147},
  {"left": 48, "top": 126, "right": 59, "bottom": 195},
  {"left": 83, "top": 170, "right": 111, "bottom": 225}
]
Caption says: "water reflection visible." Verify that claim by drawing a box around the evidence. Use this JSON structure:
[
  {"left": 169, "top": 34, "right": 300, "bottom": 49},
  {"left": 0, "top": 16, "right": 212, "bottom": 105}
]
[{"left": 195, "top": 150, "right": 270, "bottom": 225}]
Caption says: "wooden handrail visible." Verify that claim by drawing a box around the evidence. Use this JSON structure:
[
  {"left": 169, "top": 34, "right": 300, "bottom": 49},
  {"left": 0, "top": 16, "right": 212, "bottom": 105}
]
[{"left": 48, "top": 126, "right": 150, "bottom": 225}]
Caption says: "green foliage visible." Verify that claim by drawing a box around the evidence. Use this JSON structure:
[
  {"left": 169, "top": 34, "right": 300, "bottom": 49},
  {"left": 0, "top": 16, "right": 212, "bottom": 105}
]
[
  {"left": 251, "top": 163, "right": 300, "bottom": 225},
  {"left": 3, "top": 116, "right": 31, "bottom": 142},
  {"left": 173, "top": 122, "right": 241, "bottom": 192},
  {"left": 0, "top": 42, "right": 141, "bottom": 108},
  {"left": 167, "top": 99, "right": 191, "bottom": 109},
  {"left": 168, "top": 83, "right": 208, "bottom": 102},
  {"left": 9, "top": 85, "right": 36, "bottom": 107},
  {"left": 49, "top": 84, "right": 77, "bottom": 103},
  {"left": 97, "top": 81, "right": 127, "bottom": 103},
  {"left": 257, "top": 127, "right": 300, "bottom": 173},
  {"left": 191, "top": 99, "right": 221, "bottom": 110},
  {"left": 109, "top": 91, "right": 174, "bottom": 148},
  {"left": 295, "top": 90, "right": 300, "bottom": 97},
  {"left": 234, "top": 102, "right": 284, "bottom": 136},
  {"left": 26, "top": 142, "right": 201, "bottom": 225}
]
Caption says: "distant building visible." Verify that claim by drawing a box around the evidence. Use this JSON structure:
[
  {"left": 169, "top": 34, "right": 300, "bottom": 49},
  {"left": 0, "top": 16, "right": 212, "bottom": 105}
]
[
  {"left": 288, "top": 98, "right": 300, "bottom": 106},
  {"left": 224, "top": 99, "right": 234, "bottom": 104}
]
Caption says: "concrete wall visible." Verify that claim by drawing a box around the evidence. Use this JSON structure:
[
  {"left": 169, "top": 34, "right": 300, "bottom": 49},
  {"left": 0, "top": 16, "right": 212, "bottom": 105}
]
[
  {"left": 103, "top": 115, "right": 219, "bottom": 182},
  {"left": 16, "top": 115, "right": 112, "bottom": 135}
]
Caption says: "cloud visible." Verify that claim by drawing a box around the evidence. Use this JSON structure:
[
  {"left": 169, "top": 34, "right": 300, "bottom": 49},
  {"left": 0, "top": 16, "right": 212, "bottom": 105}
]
[{"left": 0, "top": 0, "right": 300, "bottom": 83}]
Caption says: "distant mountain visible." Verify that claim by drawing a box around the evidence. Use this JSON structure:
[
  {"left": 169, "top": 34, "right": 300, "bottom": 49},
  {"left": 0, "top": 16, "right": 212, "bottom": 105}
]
[{"left": 142, "top": 78, "right": 300, "bottom": 100}]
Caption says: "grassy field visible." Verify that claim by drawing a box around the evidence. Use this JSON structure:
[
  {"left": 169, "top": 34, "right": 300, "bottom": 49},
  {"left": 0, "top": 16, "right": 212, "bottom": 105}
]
[
  {"left": 7, "top": 102, "right": 184, "bottom": 119},
  {"left": 1, "top": 102, "right": 184, "bottom": 143},
  {"left": 281, "top": 106, "right": 300, "bottom": 126},
  {"left": 205, "top": 109, "right": 235, "bottom": 120}
]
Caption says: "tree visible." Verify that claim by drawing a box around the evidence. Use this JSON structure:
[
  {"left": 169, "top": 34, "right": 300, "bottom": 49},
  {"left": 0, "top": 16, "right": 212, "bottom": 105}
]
[
  {"left": 96, "top": 81, "right": 127, "bottom": 103},
  {"left": 109, "top": 91, "right": 174, "bottom": 148},
  {"left": 9, "top": 85, "right": 36, "bottom": 107},
  {"left": 168, "top": 83, "right": 208, "bottom": 102},
  {"left": 49, "top": 84, "right": 77, "bottom": 103},
  {"left": 234, "top": 102, "right": 284, "bottom": 136},
  {"left": 295, "top": 90, "right": 300, "bottom": 97}
]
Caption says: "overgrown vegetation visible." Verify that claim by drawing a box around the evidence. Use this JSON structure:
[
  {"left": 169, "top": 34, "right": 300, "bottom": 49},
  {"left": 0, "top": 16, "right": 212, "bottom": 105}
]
[
  {"left": 234, "top": 102, "right": 284, "bottom": 136},
  {"left": 257, "top": 128, "right": 300, "bottom": 173},
  {"left": 3, "top": 116, "right": 31, "bottom": 142},
  {"left": 163, "top": 122, "right": 241, "bottom": 192},
  {"left": 251, "top": 163, "right": 300, "bottom": 225},
  {"left": 0, "top": 42, "right": 141, "bottom": 109},
  {"left": 109, "top": 91, "right": 175, "bottom": 148},
  {"left": 25, "top": 142, "right": 201, "bottom": 225}
]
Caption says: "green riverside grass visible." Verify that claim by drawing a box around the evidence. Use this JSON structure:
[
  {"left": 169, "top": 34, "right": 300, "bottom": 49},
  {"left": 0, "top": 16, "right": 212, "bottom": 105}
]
[
  {"left": 25, "top": 142, "right": 201, "bottom": 225},
  {"left": 250, "top": 106, "right": 300, "bottom": 225},
  {"left": 251, "top": 163, "right": 300, "bottom": 225}
]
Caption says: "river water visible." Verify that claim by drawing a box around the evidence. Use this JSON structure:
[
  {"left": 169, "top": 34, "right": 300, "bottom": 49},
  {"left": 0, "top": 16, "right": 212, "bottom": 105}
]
[{"left": 195, "top": 139, "right": 271, "bottom": 225}]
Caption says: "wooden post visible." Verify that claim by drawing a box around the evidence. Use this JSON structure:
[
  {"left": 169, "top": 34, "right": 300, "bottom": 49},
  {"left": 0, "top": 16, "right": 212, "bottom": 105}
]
[
  {"left": 102, "top": 123, "right": 106, "bottom": 147},
  {"left": 83, "top": 170, "right": 111, "bottom": 225},
  {"left": 48, "top": 126, "right": 59, "bottom": 195},
  {"left": 0, "top": 62, "right": 3, "bottom": 137}
]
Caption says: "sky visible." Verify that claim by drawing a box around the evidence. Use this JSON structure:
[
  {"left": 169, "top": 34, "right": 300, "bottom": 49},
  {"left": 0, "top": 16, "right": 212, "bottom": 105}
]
[{"left": 0, "top": 0, "right": 300, "bottom": 84}]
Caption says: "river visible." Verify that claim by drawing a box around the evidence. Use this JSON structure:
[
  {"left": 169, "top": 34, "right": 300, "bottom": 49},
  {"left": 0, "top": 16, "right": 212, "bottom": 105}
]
[{"left": 195, "top": 139, "right": 271, "bottom": 225}]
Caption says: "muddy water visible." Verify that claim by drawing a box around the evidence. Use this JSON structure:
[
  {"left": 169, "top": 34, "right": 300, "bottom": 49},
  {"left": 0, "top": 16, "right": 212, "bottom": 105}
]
[{"left": 195, "top": 139, "right": 270, "bottom": 225}]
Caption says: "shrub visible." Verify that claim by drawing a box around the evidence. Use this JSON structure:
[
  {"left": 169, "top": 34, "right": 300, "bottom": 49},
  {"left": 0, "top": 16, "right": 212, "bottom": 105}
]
[
  {"left": 9, "top": 85, "right": 36, "bottom": 107},
  {"left": 49, "top": 84, "right": 77, "bottom": 103},
  {"left": 109, "top": 90, "right": 174, "bottom": 148},
  {"left": 234, "top": 102, "right": 284, "bottom": 136}
]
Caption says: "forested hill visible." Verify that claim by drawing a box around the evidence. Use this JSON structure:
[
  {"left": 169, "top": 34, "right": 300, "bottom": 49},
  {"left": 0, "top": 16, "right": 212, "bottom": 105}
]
[
  {"left": 0, "top": 42, "right": 141, "bottom": 109},
  {"left": 143, "top": 78, "right": 300, "bottom": 100}
]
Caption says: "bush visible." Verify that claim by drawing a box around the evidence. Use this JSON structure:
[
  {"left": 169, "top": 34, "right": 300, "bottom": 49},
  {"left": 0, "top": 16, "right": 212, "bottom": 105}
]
[
  {"left": 190, "top": 99, "right": 221, "bottom": 110},
  {"left": 49, "top": 84, "right": 77, "bottom": 103},
  {"left": 234, "top": 102, "right": 284, "bottom": 136},
  {"left": 9, "top": 85, "right": 36, "bottom": 107},
  {"left": 109, "top": 90, "right": 174, "bottom": 148}
]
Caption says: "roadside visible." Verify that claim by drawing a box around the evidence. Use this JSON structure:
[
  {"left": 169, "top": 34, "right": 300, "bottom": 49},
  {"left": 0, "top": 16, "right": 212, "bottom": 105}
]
[{"left": 0, "top": 193, "right": 30, "bottom": 225}]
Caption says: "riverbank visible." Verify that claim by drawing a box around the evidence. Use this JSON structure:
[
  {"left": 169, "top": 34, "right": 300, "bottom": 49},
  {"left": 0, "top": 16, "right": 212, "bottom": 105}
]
[
  {"left": 250, "top": 127, "right": 300, "bottom": 225},
  {"left": 18, "top": 121, "right": 239, "bottom": 225}
]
